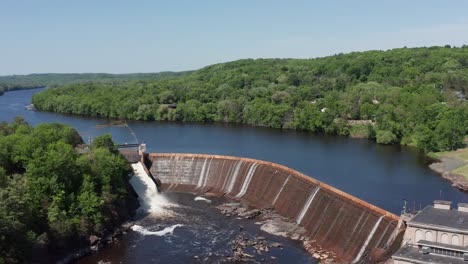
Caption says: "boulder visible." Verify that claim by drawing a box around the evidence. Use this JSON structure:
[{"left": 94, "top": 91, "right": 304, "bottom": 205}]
[{"left": 89, "top": 235, "right": 100, "bottom": 246}]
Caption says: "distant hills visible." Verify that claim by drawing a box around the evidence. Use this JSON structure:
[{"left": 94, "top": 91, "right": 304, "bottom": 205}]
[{"left": 0, "top": 71, "right": 192, "bottom": 91}]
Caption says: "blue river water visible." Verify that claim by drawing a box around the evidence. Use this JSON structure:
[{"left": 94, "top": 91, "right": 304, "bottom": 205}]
[{"left": 1, "top": 88, "right": 466, "bottom": 214}]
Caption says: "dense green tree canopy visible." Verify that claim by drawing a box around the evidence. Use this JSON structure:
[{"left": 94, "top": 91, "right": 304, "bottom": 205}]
[
  {"left": 0, "top": 119, "right": 132, "bottom": 263},
  {"left": 32, "top": 46, "right": 468, "bottom": 152},
  {"left": 0, "top": 71, "right": 191, "bottom": 94}
]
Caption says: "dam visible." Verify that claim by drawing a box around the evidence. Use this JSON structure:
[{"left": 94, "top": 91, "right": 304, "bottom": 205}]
[{"left": 143, "top": 152, "right": 403, "bottom": 263}]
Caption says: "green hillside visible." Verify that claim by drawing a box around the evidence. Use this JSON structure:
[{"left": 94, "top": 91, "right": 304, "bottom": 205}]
[
  {"left": 32, "top": 46, "right": 468, "bottom": 152},
  {"left": 0, "top": 71, "right": 191, "bottom": 92}
]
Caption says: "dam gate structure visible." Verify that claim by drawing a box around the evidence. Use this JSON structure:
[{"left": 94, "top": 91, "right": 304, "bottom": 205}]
[{"left": 142, "top": 153, "right": 402, "bottom": 263}]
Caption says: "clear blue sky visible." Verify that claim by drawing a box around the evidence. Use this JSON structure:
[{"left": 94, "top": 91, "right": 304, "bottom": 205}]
[{"left": 1, "top": 0, "right": 468, "bottom": 75}]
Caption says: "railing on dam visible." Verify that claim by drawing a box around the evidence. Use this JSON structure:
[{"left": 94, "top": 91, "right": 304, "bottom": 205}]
[{"left": 145, "top": 153, "right": 401, "bottom": 263}]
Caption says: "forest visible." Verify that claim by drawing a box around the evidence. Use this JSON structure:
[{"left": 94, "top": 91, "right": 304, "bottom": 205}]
[
  {"left": 0, "top": 118, "right": 134, "bottom": 263},
  {"left": 0, "top": 71, "right": 190, "bottom": 94},
  {"left": 32, "top": 46, "right": 468, "bottom": 153}
]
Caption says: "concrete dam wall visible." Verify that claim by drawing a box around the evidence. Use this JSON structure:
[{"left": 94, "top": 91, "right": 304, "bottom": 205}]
[{"left": 145, "top": 153, "right": 400, "bottom": 263}]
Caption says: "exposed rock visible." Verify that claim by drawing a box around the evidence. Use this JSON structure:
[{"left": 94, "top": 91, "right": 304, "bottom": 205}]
[
  {"left": 238, "top": 209, "right": 262, "bottom": 219},
  {"left": 216, "top": 201, "right": 338, "bottom": 263},
  {"left": 89, "top": 235, "right": 100, "bottom": 246},
  {"left": 271, "top": 242, "right": 283, "bottom": 248},
  {"left": 217, "top": 202, "right": 251, "bottom": 217},
  {"left": 36, "top": 232, "right": 49, "bottom": 246},
  {"left": 56, "top": 247, "right": 91, "bottom": 264},
  {"left": 31, "top": 233, "right": 50, "bottom": 264},
  {"left": 429, "top": 157, "right": 468, "bottom": 191},
  {"left": 260, "top": 215, "right": 307, "bottom": 239}
]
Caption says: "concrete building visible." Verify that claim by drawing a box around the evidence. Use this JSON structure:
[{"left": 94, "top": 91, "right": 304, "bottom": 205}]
[{"left": 393, "top": 201, "right": 468, "bottom": 264}]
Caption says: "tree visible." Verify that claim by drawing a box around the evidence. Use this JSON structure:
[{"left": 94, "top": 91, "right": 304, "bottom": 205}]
[
  {"left": 376, "top": 130, "right": 397, "bottom": 144},
  {"left": 414, "top": 124, "right": 437, "bottom": 152},
  {"left": 92, "top": 134, "right": 118, "bottom": 154},
  {"left": 293, "top": 103, "right": 324, "bottom": 132},
  {"left": 0, "top": 120, "right": 134, "bottom": 262},
  {"left": 77, "top": 174, "right": 103, "bottom": 235},
  {"left": 435, "top": 111, "right": 465, "bottom": 150},
  {"left": 47, "top": 191, "right": 74, "bottom": 238}
]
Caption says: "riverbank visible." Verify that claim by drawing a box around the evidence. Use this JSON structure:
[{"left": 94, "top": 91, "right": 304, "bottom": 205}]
[
  {"left": 429, "top": 147, "right": 468, "bottom": 191},
  {"left": 54, "top": 221, "right": 135, "bottom": 264},
  {"left": 46, "top": 183, "right": 140, "bottom": 264}
]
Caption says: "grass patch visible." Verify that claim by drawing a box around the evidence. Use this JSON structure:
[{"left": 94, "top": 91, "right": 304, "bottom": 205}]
[
  {"left": 460, "top": 151, "right": 468, "bottom": 160},
  {"left": 431, "top": 147, "right": 468, "bottom": 178},
  {"left": 428, "top": 151, "right": 447, "bottom": 159},
  {"left": 443, "top": 148, "right": 468, "bottom": 162},
  {"left": 349, "top": 124, "right": 370, "bottom": 138},
  {"left": 430, "top": 148, "right": 468, "bottom": 162},
  {"left": 453, "top": 165, "right": 468, "bottom": 179}
]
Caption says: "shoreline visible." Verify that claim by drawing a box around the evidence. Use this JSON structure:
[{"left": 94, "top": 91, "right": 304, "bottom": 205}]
[
  {"left": 55, "top": 222, "right": 134, "bottom": 264},
  {"left": 51, "top": 183, "right": 139, "bottom": 264},
  {"left": 428, "top": 147, "right": 468, "bottom": 192}
]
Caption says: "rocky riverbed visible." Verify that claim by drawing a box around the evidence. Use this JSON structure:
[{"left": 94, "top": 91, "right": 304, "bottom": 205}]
[
  {"left": 216, "top": 202, "right": 339, "bottom": 263},
  {"left": 78, "top": 192, "right": 317, "bottom": 264}
]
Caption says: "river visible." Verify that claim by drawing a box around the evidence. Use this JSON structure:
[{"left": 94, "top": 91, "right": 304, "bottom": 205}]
[{"left": 1, "top": 88, "right": 467, "bottom": 262}]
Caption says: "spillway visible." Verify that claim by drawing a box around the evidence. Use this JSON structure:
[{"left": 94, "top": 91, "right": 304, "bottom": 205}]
[
  {"left": 145, "top": 153, "right": 401, "bottom": 263},
  {"left": 129, "top": 162, "right": 171, "bottom": 214}
]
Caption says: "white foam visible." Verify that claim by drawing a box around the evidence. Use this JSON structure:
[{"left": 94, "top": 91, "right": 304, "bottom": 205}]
[
  {"left": 225, "top": 160, "right": 243, "bottom": 194},
  {"left": 131, "top": 224, "right": 183, "bottom": 236},
  {"left": 296, "top": 186, "right": 321, "bottom": 224},
  {"left": 130, "top": 162, "right": 173, "bottom": 215},
  {"left": 194, "top": 196, "right": 212, "bottom": 203},
  {"left": 235, "top": 163, "right": 259, "bottom": 198},
  {"left": 272, "top": 175, "right": 290, "bottom": 205},
  {"left": 353, "top": 215, "right": 384, "bottom": 263},
  {"left": 196, "top": 158, "right": 208, "bottom": 189},
  {"left": 201, "top": 158, "right": 213, "bottom": 189}
]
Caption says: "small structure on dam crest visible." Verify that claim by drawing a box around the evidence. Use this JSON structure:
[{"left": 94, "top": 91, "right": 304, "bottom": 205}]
[
  {"left": 393, "top": 200, "right": 468, "bottom": 263},
  {"left": 141, "top": 152, "right": 403, "bottom": 263}
]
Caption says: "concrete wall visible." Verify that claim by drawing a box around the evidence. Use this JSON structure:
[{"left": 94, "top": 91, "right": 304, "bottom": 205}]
[
  {"left": 404, "top": 226, "right": 468, "bottom": 246},
  {"left": 146, "top": 153, "right": 400, "bottom": 263}
]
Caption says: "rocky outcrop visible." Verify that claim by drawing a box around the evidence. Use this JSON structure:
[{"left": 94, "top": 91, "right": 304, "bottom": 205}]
[{"left": 429, "top": 157, "right": 468, "bottom": 191}]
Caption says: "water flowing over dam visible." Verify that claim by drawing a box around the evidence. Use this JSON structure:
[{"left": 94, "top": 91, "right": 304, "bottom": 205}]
[
  {"left": 145, "top": 153, "right": 401, "bottom": 263},
  {"left": 129, "top": 162, "right": 172, "bottom": 214}
]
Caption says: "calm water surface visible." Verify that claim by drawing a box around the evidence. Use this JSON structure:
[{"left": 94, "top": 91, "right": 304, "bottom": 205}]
[
  {"left": 0, "top": 88, "right": 466, "bottom": 213},
  {"left": 1, "top": 88, "right": 467, "bottom": 263}
]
